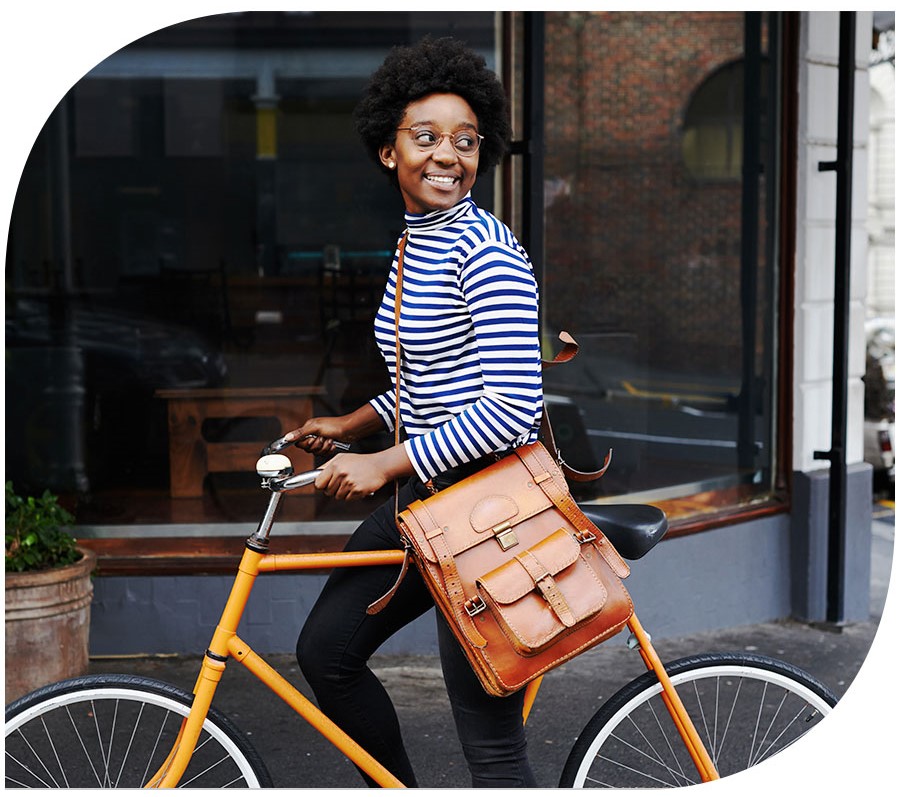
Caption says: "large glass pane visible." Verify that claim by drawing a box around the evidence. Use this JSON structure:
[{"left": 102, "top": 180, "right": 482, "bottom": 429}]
[
  {"left": 5, "top": 12, "right": 500, "bottom": 529},
  {"left": 541, "top": 12, "right": 779, "bottom": 518}
]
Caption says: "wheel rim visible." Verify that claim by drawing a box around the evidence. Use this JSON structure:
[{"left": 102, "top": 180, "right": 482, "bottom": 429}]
[
  {"left": 5, "top": 685, "right": 263, "bottom": 788},
  {"left": 571, "top": 662, "right": 834, "bottom": 788}
]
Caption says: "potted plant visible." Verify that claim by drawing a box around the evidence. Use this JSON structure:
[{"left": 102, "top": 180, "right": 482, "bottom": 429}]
[{"left": 5, "top": 481, "right": 96, "bottom": 702}]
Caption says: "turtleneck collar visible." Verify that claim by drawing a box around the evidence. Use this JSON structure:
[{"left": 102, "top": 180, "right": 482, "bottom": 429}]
[{"left": 405, "top": 196, "right": 475, "bottom": 232}]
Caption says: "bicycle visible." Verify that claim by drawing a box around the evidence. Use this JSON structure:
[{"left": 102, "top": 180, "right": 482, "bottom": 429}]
[{"left": 5, "top": 437, "right": 839, "bottom": 788}]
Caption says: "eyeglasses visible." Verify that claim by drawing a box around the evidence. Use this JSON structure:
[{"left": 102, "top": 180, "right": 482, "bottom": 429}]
[{"left": 396, "top": 126, "right": 483, "bottom": 157}]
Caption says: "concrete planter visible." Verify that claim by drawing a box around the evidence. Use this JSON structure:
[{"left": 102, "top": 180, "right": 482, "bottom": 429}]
[{"left": 5, "top": 547, "right": 96, "bottom": 703}]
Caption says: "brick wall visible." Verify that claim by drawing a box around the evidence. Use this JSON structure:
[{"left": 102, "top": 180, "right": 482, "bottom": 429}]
[{"left": 542, "top": 11, "right": 759, "bottom": 377}]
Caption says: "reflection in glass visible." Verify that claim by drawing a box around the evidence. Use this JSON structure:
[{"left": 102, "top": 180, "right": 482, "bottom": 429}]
[
  {"left": 541, "top": 12, "right": 779, "bottom": 518},
  {"left": 6, "top": 12, "right": 498, "bottom": 527}
]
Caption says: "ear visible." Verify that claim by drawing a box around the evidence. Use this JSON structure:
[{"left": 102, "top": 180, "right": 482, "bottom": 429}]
[{"left": 379, "top": 144, "right": 397, "bottom": 170}]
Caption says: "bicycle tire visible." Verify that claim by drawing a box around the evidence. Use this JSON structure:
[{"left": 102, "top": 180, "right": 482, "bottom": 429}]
[
  {"left": 5, "top": 673, "right": 273, "bottom": 788},
  {"left": 559, "top": 652, "right": 837, "bottom": 788}
]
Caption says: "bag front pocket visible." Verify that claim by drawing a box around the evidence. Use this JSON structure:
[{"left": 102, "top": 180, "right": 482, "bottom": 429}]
[{"left": 475, "top": 528, "right": 608, "bottom": 656}]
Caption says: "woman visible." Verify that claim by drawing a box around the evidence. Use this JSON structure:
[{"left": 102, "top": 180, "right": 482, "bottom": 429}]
[{"left": 288, "top": 37, "right": 542, "bottom": 788}]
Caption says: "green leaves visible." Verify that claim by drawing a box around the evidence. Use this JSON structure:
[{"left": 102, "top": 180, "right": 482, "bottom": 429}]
[{"left": 5, "top": 482, "right": 80, "bottom": 573}]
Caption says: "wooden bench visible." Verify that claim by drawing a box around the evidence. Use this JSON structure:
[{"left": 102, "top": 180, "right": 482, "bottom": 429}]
[{"left": 156, "top": 386, "right": 326, "bottom": 498}]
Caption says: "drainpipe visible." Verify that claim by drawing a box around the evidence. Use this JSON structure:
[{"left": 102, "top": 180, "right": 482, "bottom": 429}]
[{"left": 813, "top": 11, "right": 856, "bottom": 625}]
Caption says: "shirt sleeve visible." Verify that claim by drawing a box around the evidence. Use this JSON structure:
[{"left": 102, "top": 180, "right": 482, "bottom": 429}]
[
  {"left": 368, "top": 391, "right": 395, "bottom": 433},
  {"left": 403, "top": 239, "right": 543, "bottom": 481}
]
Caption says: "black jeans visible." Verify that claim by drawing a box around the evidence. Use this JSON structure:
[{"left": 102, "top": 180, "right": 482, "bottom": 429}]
[{"left": 296, "top": 476, "right": 536, "bottom": 788}]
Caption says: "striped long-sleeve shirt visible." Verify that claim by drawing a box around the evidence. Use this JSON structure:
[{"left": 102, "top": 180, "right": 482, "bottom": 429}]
[{"left": 369, "top": 197, "right": 543, "bottom": 482}]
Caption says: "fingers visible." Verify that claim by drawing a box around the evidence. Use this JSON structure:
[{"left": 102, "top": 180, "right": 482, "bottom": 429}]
[
  {"left": 314, "top": 455, "right": 379, "bottom": 501},
  {"left": 297, "top": 434, "right": 336, "bottom": 455},
  {"left": 284, "top": 425, "right": 333, "bottom": 454},
  {"left": 315, "top": 466, "right": 356, "bottom": 500},
  {"left": 302, "top": 435, "right": 351, "bottom": 453},
  {"left": 283, "top": 418, "right": 351, "bottom": 454}
]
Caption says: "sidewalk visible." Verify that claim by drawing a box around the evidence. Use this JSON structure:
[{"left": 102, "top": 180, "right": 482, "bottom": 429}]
[{"left": 88, "top": 506, "right": 896, "bottom": 789}]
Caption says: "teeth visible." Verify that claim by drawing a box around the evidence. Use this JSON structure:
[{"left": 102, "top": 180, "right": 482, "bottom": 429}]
[{"left": 427, "top": 175, "right": 456, "bottom": 185}]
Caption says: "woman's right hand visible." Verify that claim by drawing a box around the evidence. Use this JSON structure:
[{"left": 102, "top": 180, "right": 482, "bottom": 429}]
[
  {"left": 284, "top": 403, "right": 386, "bottom": 456},
  {"left": 284, "top": 417, "right": 347, "bottom": 455}
]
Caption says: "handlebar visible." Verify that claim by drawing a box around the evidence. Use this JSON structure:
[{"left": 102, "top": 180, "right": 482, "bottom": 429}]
[
  {"left": 272, "top": 469, "right": 323, "bottom": 492},
  {"left": 257, "top": 434, "right": 352, "bottom": 492}
]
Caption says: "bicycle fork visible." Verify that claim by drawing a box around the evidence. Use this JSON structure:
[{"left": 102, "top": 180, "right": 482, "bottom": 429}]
[
  {"left": 519, "top": 614, "right": 719, "bottom": 783},
  {"left": 627, "top": 615, "right": 719, "bottom": 782}
]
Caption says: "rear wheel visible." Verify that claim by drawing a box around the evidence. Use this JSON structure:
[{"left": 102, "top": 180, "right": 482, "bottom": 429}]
[
  {"left": 5, "top": 674, "right": 272, "bottom": 788},
  {"left": 560, "top": 653, "right": 837, "bottom": 788}
]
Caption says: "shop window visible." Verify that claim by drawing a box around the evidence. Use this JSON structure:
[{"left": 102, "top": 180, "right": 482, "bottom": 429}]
[
  {"left": 541, "top": 11, "right": 783, "bottom": 525},
  {"left": 5, "top": 12, "right": 502, "bottom": 569},
  {"left": 5, "top": 11, "right": 789, "bottom": 571}
]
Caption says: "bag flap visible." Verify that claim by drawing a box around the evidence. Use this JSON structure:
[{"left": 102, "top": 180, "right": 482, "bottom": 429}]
[
  {"left": 399, "top": 452, "right": 559, "bottom": 562},
  {"left": 469, "top": 494, "right": 519, "bottom": 533},
  {"left": 476, "top": 529, "right": 580, "bottom": 604}
]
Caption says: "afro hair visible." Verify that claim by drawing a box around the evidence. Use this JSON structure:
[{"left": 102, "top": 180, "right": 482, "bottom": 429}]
[{"left": 355, "top": 36, "right": 511, "bottom": 179}]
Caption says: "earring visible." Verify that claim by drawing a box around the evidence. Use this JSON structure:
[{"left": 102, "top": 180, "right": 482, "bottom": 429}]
[{"left": 388, "top": 161, "right": 395, "bottom": 169}]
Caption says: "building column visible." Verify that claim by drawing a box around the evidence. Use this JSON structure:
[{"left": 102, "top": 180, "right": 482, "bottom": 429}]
[{"left": 791, "top": 12, "right": 874, "bottom": 624}]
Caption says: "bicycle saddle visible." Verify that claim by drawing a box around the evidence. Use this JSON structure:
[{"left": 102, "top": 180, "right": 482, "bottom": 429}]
[{"left": 578, "top": 504, "right": 668, "bottom": 560}]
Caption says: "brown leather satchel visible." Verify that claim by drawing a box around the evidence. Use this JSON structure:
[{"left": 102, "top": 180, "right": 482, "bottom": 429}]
[
  {"left": 396, "top": 441, "right": 633, "bottom": 696},
  {"left": 377, "top": 232, "right": 633, "bottom": 696}
]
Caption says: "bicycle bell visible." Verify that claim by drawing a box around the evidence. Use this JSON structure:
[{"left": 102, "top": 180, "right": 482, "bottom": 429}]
[{"left": 256, "top": 453, "right": 293, "bottom": 479}]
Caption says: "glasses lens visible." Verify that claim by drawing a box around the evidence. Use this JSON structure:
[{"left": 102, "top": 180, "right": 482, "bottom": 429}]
[
  {"left": 452, "top": 132, "right": 479, "bottom": 155},
  {"left": 411, "top": 129, "right": 439, "bottom": 149}
]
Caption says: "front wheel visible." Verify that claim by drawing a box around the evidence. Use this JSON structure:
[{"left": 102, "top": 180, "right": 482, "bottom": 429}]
[
  {"left": 5, "top": 673, "right": 273, "bottom": 788},
  {"left": 560, "top": 652, "right": 837, "bottom": 788}
]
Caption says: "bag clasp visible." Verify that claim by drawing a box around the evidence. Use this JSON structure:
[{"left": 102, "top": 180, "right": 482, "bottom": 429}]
[{"left": 493, "top": 521, "right": 520, "bottom": 551}]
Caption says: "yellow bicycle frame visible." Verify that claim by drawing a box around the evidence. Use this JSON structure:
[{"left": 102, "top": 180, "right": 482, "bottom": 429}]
[{"left": 150, "top": 542, "right": 719, "bottom": 787}]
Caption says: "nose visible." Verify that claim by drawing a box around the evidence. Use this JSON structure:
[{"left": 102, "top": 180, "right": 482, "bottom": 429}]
[{"left": 431, "top": 133, "right": 459, "bottom": 163}]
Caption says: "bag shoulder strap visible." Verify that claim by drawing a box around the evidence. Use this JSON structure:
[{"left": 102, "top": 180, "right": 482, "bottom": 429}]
[
  {"left": 515, "top": 444, "right": 630, "bottom": 579},
  {"left": 406, "top": 501, "right": 488, "bottom": 648},
  {"left": 541, "top": 330, "right": 579, "bottom": 370},
  {"left": 393, "top": 231, "right": 410, "bottom": 512},
  {"left": 366, "top": 232, "right": 410, "bottom": 616},
  {"left": 540, "top": 332, "right": 612, "bottom": 483}
]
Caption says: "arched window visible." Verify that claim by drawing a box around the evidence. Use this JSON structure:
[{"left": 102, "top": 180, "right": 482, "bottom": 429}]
[{"left": 681, "top": 59, "right": 768, "bottom": 181}]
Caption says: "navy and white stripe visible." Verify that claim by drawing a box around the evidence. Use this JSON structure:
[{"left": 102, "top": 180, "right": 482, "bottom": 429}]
[{"left": 369, "top": 196, "right": 543, "bottom": 482}]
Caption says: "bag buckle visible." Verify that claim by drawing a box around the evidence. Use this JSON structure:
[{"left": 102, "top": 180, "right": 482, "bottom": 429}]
[
  {"left": 465, "top": 596, "right": 487, "bottom": 617},
  {"left": 493, "top": 521, "right": 519, "bottom": 551},
  {"left": 573, "top": 528, "right": 597, "bottom": 544}
]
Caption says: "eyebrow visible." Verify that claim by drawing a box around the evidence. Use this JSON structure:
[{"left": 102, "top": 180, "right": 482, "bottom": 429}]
[{"left": 406, "top": 120, "right": 478, "bottom": 130}]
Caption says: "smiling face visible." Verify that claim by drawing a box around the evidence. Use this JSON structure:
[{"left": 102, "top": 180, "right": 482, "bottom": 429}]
[{"left": 379, "top": 93, "right": 480, "bottom": 215}]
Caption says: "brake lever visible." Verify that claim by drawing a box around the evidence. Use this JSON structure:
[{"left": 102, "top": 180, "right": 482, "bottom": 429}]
[
  {"left": 261, "top": 435, "right": 350, "bottom": 457},
  {"left": 260, "top": 435, "right": 293, "bottom": 456}
]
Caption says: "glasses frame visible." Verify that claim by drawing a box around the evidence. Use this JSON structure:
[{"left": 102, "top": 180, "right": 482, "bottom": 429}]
[{"left": 396, "top": 126, "right": 484, "bottom": 157}]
